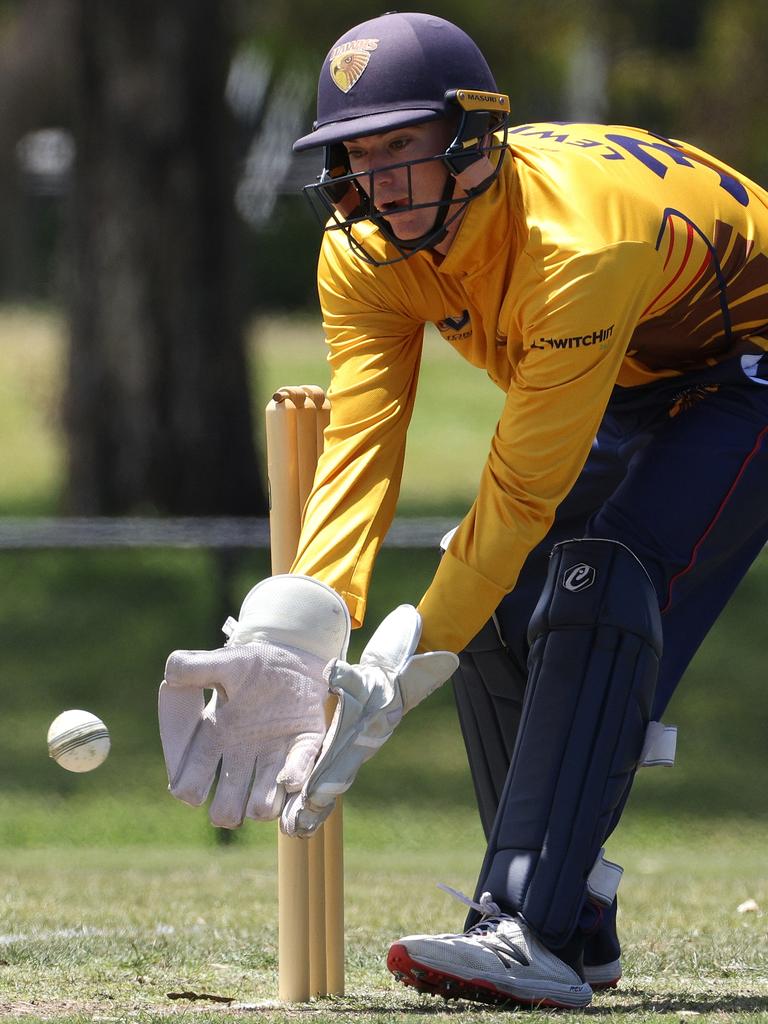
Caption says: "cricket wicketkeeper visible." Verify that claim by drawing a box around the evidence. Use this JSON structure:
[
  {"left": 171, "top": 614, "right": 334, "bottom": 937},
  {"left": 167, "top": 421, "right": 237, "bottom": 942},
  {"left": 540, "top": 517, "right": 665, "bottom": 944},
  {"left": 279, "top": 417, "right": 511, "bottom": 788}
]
[{"left": 158, "top": 12, "right": 768, "bottom": 1008}]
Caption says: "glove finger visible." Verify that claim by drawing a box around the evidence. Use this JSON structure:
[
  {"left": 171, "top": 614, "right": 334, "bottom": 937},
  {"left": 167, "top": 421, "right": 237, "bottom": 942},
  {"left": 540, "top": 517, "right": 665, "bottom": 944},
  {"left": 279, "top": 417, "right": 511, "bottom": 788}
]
[
  {"left": 169, "top": 716, "right": 222, "bottom": 806},
  {"left": 359, "top": 604, "right": 421, "bottom": 673},
  {"left": 280, "top": 790, "right": 335, "bottom": 838},
  {"left": 164, "top": 647, "right": 239, "bottom": 691},
  {"left": 398, "top": 652, "right": 460, "bottom": 714},
  {"left": 276, "top": 732, "right": 324, "bottom": 793},
  {"left": 158, "top": 680, "right": 205, "bottom": 782},
  {"left": 208, "top": 748, "right": 256, "bottom": 829},
  {"left": 279, "top": 791, "right": 302, "bottom": 836},
  {"left": 246, "top": 749, "right": 287, "bottom": 820}
]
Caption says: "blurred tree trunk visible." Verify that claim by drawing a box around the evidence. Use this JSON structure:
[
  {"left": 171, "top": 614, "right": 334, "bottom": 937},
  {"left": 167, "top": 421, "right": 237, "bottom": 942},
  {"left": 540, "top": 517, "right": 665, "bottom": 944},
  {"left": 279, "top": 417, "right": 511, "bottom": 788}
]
[
  {"left": 65, "top": 0, "right": 265, "bottom": 514},
  {"left": 0, "top": 0, "right": 75, "bottom": 300}
]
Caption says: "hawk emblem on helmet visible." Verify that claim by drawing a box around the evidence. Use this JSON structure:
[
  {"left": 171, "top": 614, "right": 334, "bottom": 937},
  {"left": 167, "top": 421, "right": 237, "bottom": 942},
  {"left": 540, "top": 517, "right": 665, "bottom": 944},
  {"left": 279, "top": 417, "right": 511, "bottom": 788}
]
[{"left": 329, "top": 38, "right": 379, "bottom": 93}]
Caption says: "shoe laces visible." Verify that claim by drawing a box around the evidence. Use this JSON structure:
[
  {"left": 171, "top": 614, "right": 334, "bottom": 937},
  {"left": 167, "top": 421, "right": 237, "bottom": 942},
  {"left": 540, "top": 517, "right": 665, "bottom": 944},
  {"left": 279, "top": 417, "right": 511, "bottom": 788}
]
[{"left": 436, "top": 883, "right": 506, "bottom": 934}]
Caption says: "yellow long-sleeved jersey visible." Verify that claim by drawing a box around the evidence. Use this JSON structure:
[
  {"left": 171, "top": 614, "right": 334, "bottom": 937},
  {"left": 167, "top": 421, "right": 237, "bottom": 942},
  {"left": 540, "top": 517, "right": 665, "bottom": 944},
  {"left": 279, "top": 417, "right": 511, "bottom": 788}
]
[{"left": 292, "top": 123, "right": 768, "bottom": 652}]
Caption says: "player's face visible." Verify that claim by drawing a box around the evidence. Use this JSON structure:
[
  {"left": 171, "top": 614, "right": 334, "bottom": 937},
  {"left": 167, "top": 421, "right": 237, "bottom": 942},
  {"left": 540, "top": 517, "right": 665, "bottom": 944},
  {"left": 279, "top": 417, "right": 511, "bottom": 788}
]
[{"left": 343, "top": 121, "right": 455, "bottom": 241}]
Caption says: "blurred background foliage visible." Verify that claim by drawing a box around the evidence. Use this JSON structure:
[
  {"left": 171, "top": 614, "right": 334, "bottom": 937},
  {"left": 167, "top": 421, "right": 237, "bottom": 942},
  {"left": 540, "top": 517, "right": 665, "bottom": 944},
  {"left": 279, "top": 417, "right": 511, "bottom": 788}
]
[{"left": 3, "top": 0, "right": 768, "bottom": 314}]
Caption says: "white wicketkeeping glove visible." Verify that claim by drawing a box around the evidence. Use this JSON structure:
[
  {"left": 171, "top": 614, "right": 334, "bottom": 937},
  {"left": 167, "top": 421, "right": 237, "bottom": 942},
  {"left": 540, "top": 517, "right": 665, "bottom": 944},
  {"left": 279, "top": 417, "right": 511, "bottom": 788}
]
[
  {"left": 280, "top": 604, "right": 459, "bottom": 837},
  {"left": 158, "top": 574, "right": 350, "bottom": 829}
]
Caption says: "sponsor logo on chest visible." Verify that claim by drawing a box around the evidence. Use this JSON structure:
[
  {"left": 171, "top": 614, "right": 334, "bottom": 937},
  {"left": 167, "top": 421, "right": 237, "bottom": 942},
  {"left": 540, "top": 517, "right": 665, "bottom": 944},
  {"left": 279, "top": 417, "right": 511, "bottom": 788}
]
[{"left": 532, "top": 323, "right": 614, "bottom": 351}]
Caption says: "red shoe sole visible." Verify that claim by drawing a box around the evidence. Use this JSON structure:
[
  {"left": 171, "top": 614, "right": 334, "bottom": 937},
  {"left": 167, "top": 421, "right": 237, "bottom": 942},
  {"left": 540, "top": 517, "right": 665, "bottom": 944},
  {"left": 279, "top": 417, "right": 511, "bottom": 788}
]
[{"left": 387, "top": 943, "right": 587, "bottom": 1009}]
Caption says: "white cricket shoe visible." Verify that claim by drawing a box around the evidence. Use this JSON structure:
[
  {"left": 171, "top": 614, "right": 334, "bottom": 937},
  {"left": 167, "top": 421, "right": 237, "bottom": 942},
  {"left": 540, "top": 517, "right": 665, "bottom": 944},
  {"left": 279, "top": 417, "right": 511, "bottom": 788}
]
[{"left": 387, "top": 890, "right": 592, "bottom": 1009}]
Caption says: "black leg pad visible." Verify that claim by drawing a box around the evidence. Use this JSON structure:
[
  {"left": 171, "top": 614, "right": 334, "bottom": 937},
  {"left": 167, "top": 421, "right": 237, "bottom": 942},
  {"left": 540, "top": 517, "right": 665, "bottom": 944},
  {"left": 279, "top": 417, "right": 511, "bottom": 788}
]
[
  {"left": 452, "top": 618, "right": 526, "bottom": 838},
  {"left": 471, "top": 539, "right": 662, "bottom": 949}
]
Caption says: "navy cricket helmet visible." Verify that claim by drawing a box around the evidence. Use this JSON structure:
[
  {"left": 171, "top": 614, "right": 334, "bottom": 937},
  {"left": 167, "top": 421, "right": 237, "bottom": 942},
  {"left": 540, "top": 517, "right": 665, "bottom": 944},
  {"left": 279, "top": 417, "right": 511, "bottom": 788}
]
[{"left": 294, "top": 12, "right": 510, "bottom": 265}]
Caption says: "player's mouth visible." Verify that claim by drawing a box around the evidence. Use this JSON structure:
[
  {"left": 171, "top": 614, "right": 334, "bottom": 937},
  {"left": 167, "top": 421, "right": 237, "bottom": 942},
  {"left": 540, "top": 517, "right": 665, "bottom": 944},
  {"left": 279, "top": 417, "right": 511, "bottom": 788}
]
[{"left": 378, "top": 198, "right": 410, "bottom": 214}]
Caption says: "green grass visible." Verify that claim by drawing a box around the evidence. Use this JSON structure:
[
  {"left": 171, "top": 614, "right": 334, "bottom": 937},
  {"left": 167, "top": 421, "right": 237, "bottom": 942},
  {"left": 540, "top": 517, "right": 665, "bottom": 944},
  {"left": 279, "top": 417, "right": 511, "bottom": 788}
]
[
  {"left": 0, "top": 822, "right": 765, "bottom": 1022},
  {"left": 0, "top": 545, "right": 764, "bottom": 1019},
  {"left": 0, "top": 548, "right": 764, "bottom": 1020}
]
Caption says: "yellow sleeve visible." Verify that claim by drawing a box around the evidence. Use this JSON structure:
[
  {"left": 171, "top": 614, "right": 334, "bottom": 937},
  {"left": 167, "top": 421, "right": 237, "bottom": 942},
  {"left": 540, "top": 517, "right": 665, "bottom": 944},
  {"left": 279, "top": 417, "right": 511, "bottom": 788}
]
[
  {"left": 417, "top": 241, "right": 659, "bottom": 652},
  {"left": 291, "top": 238, "right": 424, "bottom": 628}
]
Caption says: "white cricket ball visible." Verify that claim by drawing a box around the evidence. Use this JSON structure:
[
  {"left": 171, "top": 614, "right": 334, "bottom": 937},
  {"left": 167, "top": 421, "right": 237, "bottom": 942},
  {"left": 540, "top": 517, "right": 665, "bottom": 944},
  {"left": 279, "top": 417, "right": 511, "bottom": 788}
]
[{"left": 47, "top": 709, "right": 111, "bottom": 773}]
